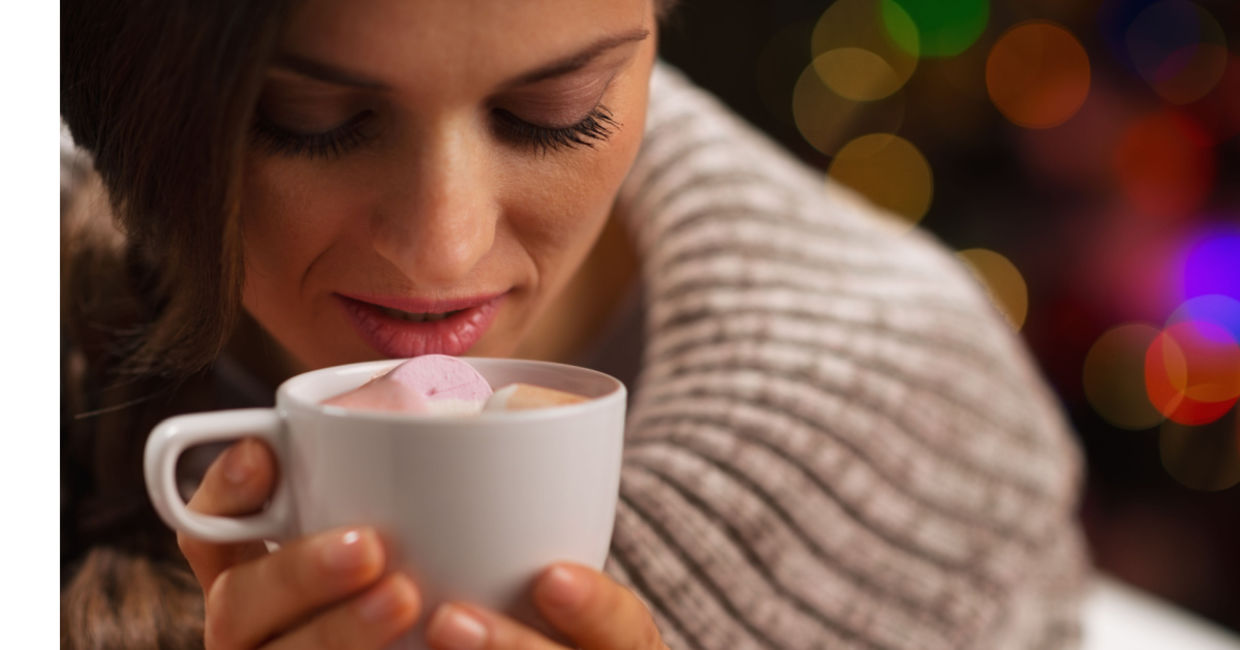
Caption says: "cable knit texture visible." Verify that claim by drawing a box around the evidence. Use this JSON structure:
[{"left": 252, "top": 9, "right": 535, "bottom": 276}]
[{"left": 601, "top": 63, "right": 1087, "bottom": 650}]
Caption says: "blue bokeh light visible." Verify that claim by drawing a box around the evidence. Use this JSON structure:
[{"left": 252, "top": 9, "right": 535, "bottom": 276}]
[
  {"left": 1182, "top": 223, "right": 1240, "bottom": 303},
  {"left": 1168, "top": 295, "right": 1240, "bottom": 344}
]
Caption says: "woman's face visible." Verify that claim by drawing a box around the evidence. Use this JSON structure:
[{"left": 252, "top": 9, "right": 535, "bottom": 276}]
[{"left": 239, "top": 0, "right": 655, "bottom": 373}]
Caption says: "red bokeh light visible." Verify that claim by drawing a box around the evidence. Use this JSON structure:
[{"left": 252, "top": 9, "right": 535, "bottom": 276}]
[
  {"left": 1144, "top": 321, "right": 1240, "bottom": 426},
  {"left": 1113, "top": 110, "right": 1215, "bottom": 220}
]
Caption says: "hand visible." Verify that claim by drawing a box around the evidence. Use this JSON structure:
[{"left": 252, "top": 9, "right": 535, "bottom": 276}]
[
  {"left": 425, "top": 563, "right": 667, "bottom": 650},
  {"left": 177, "top": 438, "right": 422, "bottom": 649}
]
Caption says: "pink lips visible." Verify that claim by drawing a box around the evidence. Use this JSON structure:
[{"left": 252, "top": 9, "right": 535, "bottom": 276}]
[{"left": 336, "top": 291, "right": 507, "bottom": 358}]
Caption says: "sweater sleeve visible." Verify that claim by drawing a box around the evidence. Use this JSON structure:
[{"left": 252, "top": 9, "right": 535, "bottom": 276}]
[{"left": 604, "top": 62, "right": 1088, "bottom": 650}]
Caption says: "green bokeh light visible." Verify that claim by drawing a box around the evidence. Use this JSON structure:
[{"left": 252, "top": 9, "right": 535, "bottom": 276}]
[{"left": 881, "top": 0, "right": 989, "bottom": 58}]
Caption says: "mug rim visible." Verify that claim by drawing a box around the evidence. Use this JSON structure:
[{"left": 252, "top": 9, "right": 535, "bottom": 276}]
[{"left": 277, "top": 357, "right": 627, "bottom": 425}]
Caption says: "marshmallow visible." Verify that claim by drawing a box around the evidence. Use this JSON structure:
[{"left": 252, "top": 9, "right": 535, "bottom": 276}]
[
  {"left": 484, "top": 383, "right": 589, "bottom": 411},
  {"left": 323, "top": 354, "right": 493, "bottom": 415}
]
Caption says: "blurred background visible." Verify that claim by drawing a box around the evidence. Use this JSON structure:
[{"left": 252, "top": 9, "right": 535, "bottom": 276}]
[{"left": 659, "top": 0, "right": 1239, "bottom": 634}]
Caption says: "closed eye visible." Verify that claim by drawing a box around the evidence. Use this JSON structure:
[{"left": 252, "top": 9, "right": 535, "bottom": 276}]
[{"left": 491, "top": 105, "right": 618, "bottom": 153}]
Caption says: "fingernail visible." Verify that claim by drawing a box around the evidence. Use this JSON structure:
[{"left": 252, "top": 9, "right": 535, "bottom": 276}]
[
  {"left": 357, "top": 576, "right": 409, "bottom": 623},
  {"left": 320, "top": 529, "right": 376, "bottom": 572},
  {"left": 537, "top": 565, "right": 588, "bottom": 611},
  {"left": 223, "top": 442, "right": 252, "bottom": 485},
  {"left": 426, "top": 604, "right": 488, "bottom": 650}
]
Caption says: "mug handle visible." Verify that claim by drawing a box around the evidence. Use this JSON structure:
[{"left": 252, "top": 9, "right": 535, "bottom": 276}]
[{"left": 144, "top": 408, "right": 292, "bottom": 542}]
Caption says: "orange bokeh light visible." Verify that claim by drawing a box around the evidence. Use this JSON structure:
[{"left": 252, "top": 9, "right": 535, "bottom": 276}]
[
  {"left": 827, "top": 133, "right": 934, "bottom": 226},
  {"left": 1083, "top": 323, "right": 1165, "bottom": 431},
  {"left": 986, "top": 21, "right": 1091, "bottom": 129},
  {"left": 1144, "top": 321, "right": 1240, "bottom": 426}
]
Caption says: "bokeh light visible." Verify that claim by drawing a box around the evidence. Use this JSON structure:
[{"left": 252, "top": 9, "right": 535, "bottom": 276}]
[
  {"left": 1159, "top": 408, "right": 1240, "bottom": 491},
  {"left": 1168, "top": 295, "right": 1240, "bottom": 344},
  {"left": 827, "top": 134, "right": 933, "bottom": 226},
  {"left": 1144, "top": 321, "right": 1240, "bottom": 426},
  {"left": 813, "top": 48, "right": 905, "bottom": 102},
  {"left": 1124, "top": 0, "right": 1228, "bottom": 105},
  {"left": 792, "top": 63, "right": 908, "bottom": 155},
  {"left": 1112, "top": 111, "right": 1215, "bottom": 219},
  {"left": 756, "top": 21, "right": 817, "bottom": 128},
  {"left": 881, "top": 0, "right": 989, "bottom": 58},
  {"left": 986, "top": 21, "right": 1091, "bottom": 129},
  {"left": 956, "top": 248, "right": 1029, "bottom": 330},
  {"left": 811, "top": 0, "right": 919, "bottom": 102},
  {"left": 1083, "top": 323, "right": 1166, "bottom": 430},
  {"left": 1181, "top": 223, "right": 1240, "bottom": 302}
]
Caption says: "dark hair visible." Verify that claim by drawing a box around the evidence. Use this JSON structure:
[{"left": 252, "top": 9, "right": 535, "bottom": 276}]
[
  {"left": 63, "top": 0, "right": 294, "bottom": 379},
  {"left": 61, "top": 1, "right": 679, "bottom": 647},
  {"left": 62, "top": 1, "right": 293, "bottom": 646}
]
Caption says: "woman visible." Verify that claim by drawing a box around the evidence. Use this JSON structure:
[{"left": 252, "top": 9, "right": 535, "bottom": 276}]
[{"left": 61, "top": 0, "right": 1088, "bottom": 648}]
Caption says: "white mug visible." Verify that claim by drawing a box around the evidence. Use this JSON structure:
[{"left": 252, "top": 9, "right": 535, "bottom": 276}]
[{"left": 144, "top": 358, "right": 626, "bottom": 650}]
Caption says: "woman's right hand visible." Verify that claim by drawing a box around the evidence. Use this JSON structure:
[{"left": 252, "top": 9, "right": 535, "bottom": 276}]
[{"left": 177, "top": 438, "right": 422, "bottom": 649}]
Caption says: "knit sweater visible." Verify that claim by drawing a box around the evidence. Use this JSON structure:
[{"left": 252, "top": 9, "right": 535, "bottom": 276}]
[
  {"left": 600, "top": 64, "right": 1087, "bottom": 650},
  {"left": 61, "top": 62, "right": 1087, "bottom": 649}
]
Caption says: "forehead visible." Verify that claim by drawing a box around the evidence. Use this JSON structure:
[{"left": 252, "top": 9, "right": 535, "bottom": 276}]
[{"left": 280, "top": 0, "right": 652, "bottom": 95}]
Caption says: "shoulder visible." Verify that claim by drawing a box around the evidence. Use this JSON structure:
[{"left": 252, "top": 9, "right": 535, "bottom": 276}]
[
  {"left": 624, "top": 65, "right": 1070, "bottom": 452},
  {"left": 625, "top": 63, "right": 1082, "bottom": 504},
  {"left": 623, "top": 63, "right": 1001, "bottom": 339},
  {"left": 612, "top": 63, "right": 1086, "bottom": 648}
]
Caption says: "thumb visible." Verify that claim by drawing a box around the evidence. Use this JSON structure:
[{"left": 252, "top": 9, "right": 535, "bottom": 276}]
[{"left": 176, "top": 437, "right": 278, "bottom": 593}]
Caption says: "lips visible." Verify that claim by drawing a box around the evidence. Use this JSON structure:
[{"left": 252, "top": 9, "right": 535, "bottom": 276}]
[{"left": 336, "top": 291, "right": 506, "bottom": 358}]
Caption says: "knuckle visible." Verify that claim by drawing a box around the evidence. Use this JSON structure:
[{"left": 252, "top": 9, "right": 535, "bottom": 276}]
[
  {"left": 175, "top": 532, "right": 195, "bottom": 560},
  {"left": 203, "top": 572, "right": 237, "bottom": 648},
  {"left": 175, "top": 534, "right": 210, "bottom": 582}
]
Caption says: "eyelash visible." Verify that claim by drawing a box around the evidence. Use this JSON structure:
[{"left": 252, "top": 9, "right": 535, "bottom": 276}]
[
  {"left": 492, "top": 105, "right": 617, "bottom": 154},
  {"left": 252, "top": 111, "right": 376, "bottom": 159},
  {"left": 251, "top": 105, "right": 617, "bottom": 159}
]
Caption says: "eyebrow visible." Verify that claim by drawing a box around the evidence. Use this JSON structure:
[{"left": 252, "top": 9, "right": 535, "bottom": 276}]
[{"left": 271, "top": 28, "right": 651, "bottom": 90}]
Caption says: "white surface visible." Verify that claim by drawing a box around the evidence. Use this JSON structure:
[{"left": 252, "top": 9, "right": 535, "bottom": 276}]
[{"left": 1082, "top": 576, "right": 1240, "bottom": 650}]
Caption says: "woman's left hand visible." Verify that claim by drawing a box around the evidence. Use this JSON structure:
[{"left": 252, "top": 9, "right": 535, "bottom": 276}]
[{"left": 424, "top": 562, "right": 667, "bottom": 650}]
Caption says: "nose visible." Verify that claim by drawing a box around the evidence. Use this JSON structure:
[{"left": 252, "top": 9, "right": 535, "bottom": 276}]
[{"left": 370, "top": 127, "right": 497, "bottom": 287}]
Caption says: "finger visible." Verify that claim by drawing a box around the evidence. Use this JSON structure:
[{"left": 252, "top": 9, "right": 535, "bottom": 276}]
[
  {"left": 533, "top": 563, "right": 666, "bottom": 650},
  {"left": 178, "top": 437, "right": 279, "bottom": 591},
  {"left": 260, "top": 573, "right": 421, "bottom": 650},
  {"left": 425, "top": 602, "right": 561, "bottom": 650},
  {"left": 205, "top": 526, "right": 387, "bottom": 650}
]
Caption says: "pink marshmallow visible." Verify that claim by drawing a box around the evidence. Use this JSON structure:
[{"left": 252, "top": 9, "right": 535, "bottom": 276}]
[
  {"left": 322, "top": 354, "right": 492, "bottom": 414},
  {"left": 322, "top": 375, "right": 432, "bottom": 413},
  {"left": 386, "top": 354, "right": 494, "bottom": 402}
]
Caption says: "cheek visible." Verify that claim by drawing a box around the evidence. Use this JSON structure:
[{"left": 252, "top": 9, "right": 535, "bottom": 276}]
[
  {"left": 237, "top": 154, "right": 370, "bottom": 356},
  {"left": 238, "top": 155, "right": 388, "bottom": 369},
  {"left": 239, "top": 152, "right": 386, "bottom": 299},
  {"left": 502, "top": 70, "right": 651, "bottom": 269},
  {"left": 242, "top": 158, "right": 338, "bottom": 282}
]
